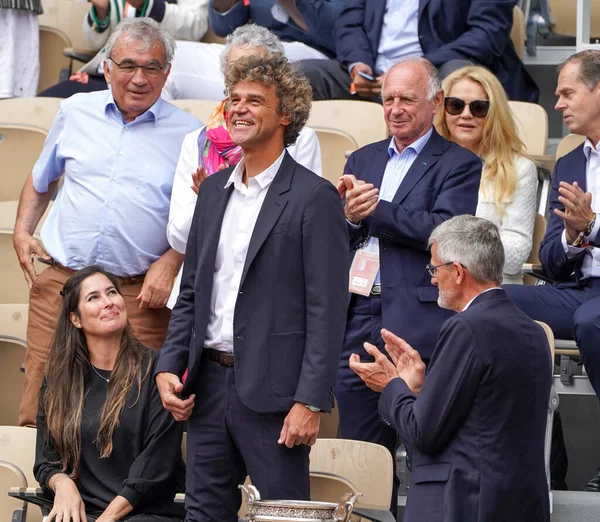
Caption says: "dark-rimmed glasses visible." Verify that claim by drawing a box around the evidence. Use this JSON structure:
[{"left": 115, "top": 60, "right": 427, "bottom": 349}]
[
  {"left": 108, "top": 57, "right": 165, "bottom": 78},
  {"left": 425, "top": 262, "right": 467, "bottom": 277},
  {"left": 444, "top": 97, "right": 490, "bottom": 118}
]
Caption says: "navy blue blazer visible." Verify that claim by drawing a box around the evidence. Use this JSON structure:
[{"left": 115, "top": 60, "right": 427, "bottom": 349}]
[
  {"left": 334, "top": 0, "right": 539, "bottom": 102},
  {"left": 155, "top": 152, "right": 349, "bottom": 413},
  {"left": 345, "top": 129, "right": 481, "bottom": 359},
  {"left": 380, "top": 289, "right": 552, "bottom": 522},
  {"left": 539, "top": 144, "right": 598, "bottom": 285},
  {"left": 209, "top": 0, "right": 348, "bottom": 56}
]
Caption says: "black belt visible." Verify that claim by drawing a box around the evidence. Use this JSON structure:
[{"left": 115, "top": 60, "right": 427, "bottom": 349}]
[
  {"left": 205, "top": 348, "right": 234, "bottom": 367},
  {"left": 370, "top": 284, "right": 382, "bottom": 296}
]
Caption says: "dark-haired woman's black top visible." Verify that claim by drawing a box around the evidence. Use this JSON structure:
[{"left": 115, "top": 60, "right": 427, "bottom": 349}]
[{"left": 34, "top": 351, "right": 186, "bottom": 519}]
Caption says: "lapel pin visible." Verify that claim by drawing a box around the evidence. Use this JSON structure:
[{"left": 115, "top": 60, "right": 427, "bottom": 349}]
[{"left": 422, "top": 162, "right": 427, "bottom": 166}]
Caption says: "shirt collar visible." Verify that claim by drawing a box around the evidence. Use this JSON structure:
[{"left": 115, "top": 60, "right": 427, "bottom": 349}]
[
  {"left": 583, "top": 137, "right": 600, "bottom": 161},
  {"left": 387, "top": 127, "right": 433, "bottom": 159},
  {"left": 103, "top": 89, "right": 162, "bottom": 125},
  {"left": 224, "top": 150, "right": 286, "bottom": 192},
  {"left": 461, "top": 287, "right": 503, "bottom": 312}
]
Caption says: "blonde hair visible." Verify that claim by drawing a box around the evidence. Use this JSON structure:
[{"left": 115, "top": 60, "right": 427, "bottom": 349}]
[{"left": 434, "top": 66, "right": 529, "bottom": 214}]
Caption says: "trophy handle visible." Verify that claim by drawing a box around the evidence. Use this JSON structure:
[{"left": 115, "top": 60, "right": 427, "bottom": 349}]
[
  {"left": 238, "top": 484, "right": 261, "bottom": 503},
  {"left": 334, "top": 492, "right": 362, "bottom": 522}
]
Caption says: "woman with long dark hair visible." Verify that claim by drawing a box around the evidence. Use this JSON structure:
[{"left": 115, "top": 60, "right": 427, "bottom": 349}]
[{"left": 34, "top": 265, "right": 185, "bottom": 522}]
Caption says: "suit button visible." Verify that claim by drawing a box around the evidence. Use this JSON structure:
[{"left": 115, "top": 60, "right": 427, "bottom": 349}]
[
  {"left": 238, "top": 291, "right": 243, "bottom": 295},
  {"left": 236, "top": 335, "right": 245, "bottom": 340}
]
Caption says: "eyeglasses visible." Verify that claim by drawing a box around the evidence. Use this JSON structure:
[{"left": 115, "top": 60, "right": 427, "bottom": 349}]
[
  {"left": 425, "top": 262, "right": 468, "bottom": 277},
  {"left": 444, "top": 97, "right": 490, "bottom": 118},
  {"left": 107, "top": 57, "right": 165, "bottom": 78}
]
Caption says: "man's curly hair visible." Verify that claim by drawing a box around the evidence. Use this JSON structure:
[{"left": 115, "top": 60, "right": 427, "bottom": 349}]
[{"left": 225, "top": 53, "right": 312, "bottom": 148}]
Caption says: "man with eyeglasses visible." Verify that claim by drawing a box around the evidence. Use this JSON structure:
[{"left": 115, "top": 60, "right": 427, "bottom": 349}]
[
  {"left": 13, "top": 18, "right": 200, "bottom": 427},
  {"left": 336, "top": 57, "right": 481, "bottom": 515},
  {"left": 350, "top": 215, "right": 552, "bottom": 522}
]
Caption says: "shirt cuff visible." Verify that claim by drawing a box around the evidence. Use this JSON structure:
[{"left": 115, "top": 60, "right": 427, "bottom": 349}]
[
  {"left": 347, "top": 219, "right": 361, "bottom": 229},
  {"left": 562, "top": 229, "right": 586, "bottom": 257},
  {"left": 348, "top": 62, "right": 361, "bottom": 75}
]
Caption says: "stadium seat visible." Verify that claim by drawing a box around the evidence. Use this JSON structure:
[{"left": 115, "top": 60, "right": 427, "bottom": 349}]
[
  {"left": 313, "top": 127, "right": 358, "bottom": 186},
  {"left": 38, "top": 26, "right": 72, "bottom": 93},
  {"left": 0, "top": 426, "right": 43, "bottom": 522},
  {"left": 0, "top": 340, "right": 26, "bottom": 426},
  {"left": 556, "top": 133, "right": 586, "bottom": 160},
  {"left": 0, "top": 124, "right": 48, "bottom": 202},
  {"left": 0, "top": 97, "right": 62, "bottom": 133},
  {"left": 170, "top": 99, "right": 217, "bottom": 125},
  {"left": 308, "top": 101, "right": 387, "bottom": 149},
  {"left": 511, "top": 6, "right": 526, "bottom": 59},
  {"left": 508, "top": 100, "right": 549, "bottom": 157},
  {"left": 523, "top": 213, "right": 547, "bottom": 285},
  {"left": 0, "top": 230, "right": 43, "bottom": 304},
  {"left": 547, "top": 0, "right": 600, "bottom": 37},
  {"left": 38, "top": 0, "right": 92, "bottom": 51}
]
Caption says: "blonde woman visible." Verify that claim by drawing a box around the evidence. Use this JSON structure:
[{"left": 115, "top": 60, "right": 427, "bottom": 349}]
[{"left": 435, "top": 66, "right": 538, "bottom": 284}]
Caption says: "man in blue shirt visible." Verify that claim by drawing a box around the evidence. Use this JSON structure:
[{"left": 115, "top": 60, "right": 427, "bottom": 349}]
[
  {"left": 13, "top": 18, "right": 200, "bottom": 427},
  {"left": 301, "top": 0, "right": 538, "bottom": 103}
]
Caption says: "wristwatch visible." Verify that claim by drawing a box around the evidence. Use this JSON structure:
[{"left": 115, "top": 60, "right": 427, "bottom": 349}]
[
  {"left": 304, "top": 404, "right": 322, "bottom": 413},
  {"left": 573, "top": 214, "right": 597, "bottom": 247}
]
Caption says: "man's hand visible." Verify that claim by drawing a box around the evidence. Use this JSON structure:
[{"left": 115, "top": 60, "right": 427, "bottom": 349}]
[
  {"left": 69, "top": 72, "right": 90, "bottom": 85},
  {"left": 137, "top": 249, "right": 183, "bottom": 309},
  {"left": 381, "top": 329, "right": 426, "bottom": 395},
  {"left": 155, "top": 372, "right": 196, "bottom": 421},
  {"left": 13, "top": 231, "right": 52, "bottom": 289},
  {"left": 339, "top": 174, "right": 378, "bottom": 224},
  {"left": 48, "top": 474, "right": 87, "bottom": 522},
  {"left": 351, "top": 63, "right": 383, "bottom": 98},
  {"left": 555, "top": 181, "right": 595, "bottom": 244},
  {"left": 191, "top": 166, "right": 208, "bottom": 195},
  {"left": 278, "top": 402, "right": 320, "bottom": 448},
  {"left": 349, "top": 342, "right": 399, "bottom": 393}
]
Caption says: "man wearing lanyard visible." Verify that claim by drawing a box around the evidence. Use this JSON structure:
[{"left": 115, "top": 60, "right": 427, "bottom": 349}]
[
  {"left": 338, "top": 57, "right": 481, "bottom": 514},
  {"left": 13, "top": 18, "right": 200, "bottom": 427}
]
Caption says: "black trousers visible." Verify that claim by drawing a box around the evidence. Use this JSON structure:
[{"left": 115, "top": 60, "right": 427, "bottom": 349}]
[
  {"left": 38, "top": 75, "right": 108, "bottom": 98},
  {"left": 184, "top": 352, "right": 310, "bottom": 522}
]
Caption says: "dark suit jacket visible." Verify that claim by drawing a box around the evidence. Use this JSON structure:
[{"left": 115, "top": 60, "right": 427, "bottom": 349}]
[
  {"left": 155, "top": 152, "right": 349, "bottom": 413},
  {"left": 380, "top": 290, "right": 552, "bottom": 522},
  {"left": 209, "top": 0, "right": 348, "bottom": 56},
  {"left": 334, "top": 0, "right": 538, "bottom": 102},
  {"left": 345, "top": 129, "right": 481, "bottom": 359},
  {"left": 539, "top": 144, "right": 597, "bottom": 285}
]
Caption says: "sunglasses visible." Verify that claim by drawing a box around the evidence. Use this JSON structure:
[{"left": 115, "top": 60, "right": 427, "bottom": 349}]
[{"left": 444, "top": 97, "right": 490, "bottom": 118}]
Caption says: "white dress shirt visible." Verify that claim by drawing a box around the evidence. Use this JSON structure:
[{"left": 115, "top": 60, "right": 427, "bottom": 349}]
[
  {"left": 561, "top": 138, "right": 600, "bottom": 279},
  {"left": 204, "top": 151, "right": 286, "bottom": 352}
]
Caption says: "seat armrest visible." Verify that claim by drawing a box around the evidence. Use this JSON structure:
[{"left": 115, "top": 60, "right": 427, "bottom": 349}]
[
  {"left": 63, "top": 47, "right": 95, "bottom": 63},
  {"left": 521, "top": 263, "right": 556, "bottom": 284},
  {"left": 9, "top": 487, "right": 53, "bottom": 515},
  {"left": 353, "top": 507, "right": 396, "bottom": 522}
]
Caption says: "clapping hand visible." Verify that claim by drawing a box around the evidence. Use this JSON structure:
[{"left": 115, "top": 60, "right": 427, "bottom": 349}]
[
  {"left": 555, "top": 181, "right": 595, "bottom": 244},
  {"left": 349, "top": 328, "right": 426, "bottom": 395}
]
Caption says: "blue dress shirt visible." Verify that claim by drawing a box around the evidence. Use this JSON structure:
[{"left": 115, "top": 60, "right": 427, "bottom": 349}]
[
  {"left": 32, "top": 90, "right": 200, "bottom": 277},
  {"left": 360, "top": 128, "right": 432, "bottom": 284},
  {"left": 375, "top": 0, "right": 423, "bottom": 75}
]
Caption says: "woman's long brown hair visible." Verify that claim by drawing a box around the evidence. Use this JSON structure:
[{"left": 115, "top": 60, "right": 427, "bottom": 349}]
[{"left": 43, "top": 265, "right": 151, "bottom": 479}]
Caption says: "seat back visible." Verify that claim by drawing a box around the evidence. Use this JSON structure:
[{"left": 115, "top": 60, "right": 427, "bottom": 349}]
[
  {"left": 38, "top": 26, "right": 72, "bottom": 93},
  {"left": 508, "top": 101, "right": 548, "bottom": 156},
  {"left": 308, "top": 101, "right": 387, "bottom": 149},
  {"left": 0, "top": 230, "right": 44, "bottom": 304},
  {"left": 170, "top": 99, "right": 217, "bottom": 125},
  {"left": 0, "top": 340, "right": 26, "bottom": 426},
  {"left": 39, "top": 0, "right": 92, "bottom": 51},
  {"left": 0, "top": 124, "right": 48, "bottom": 202},
  {"left": 0, "top": 304, "right": 28, "bottom": 344},
  {"left": 523, "top": 214, "right": 548, "bottom": 285},
  {"left": 0, "top": 427, "right": 41, "bottom": 522},
  {"left": 555, "top": 133, "right": 586, "bottom": 160},
  {"left": 0, "top": 97, "right": 62, "bottom": 133},
  {"left": 510, "top": 6, "right": 526, "bottom": 59},
  {"left": 548, "top": 0, "right": 600, "bottom": 36},
  {"left": 313, "top": 128, "right": 358, "bottom": 185},
  {"left": 309, "top": 439, "right": 393, "bottom": 510}
]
